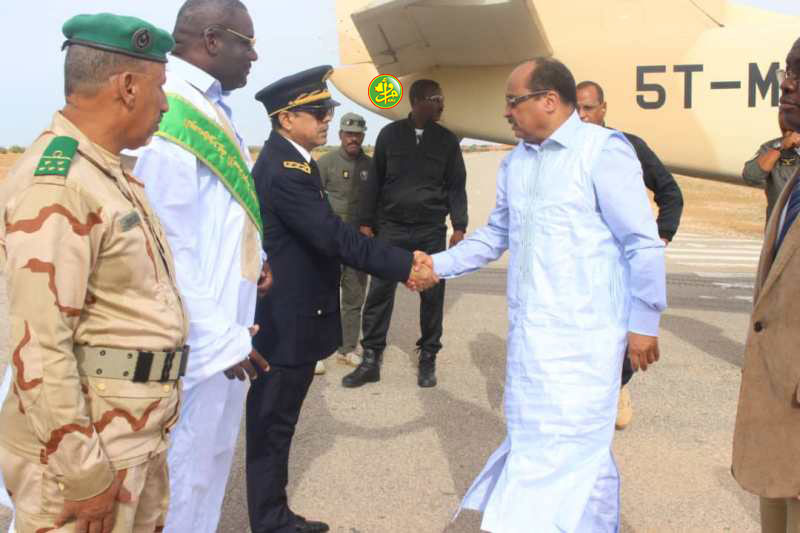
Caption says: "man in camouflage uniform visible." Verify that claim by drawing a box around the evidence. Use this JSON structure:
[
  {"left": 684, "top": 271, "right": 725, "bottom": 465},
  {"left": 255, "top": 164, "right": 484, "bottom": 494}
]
[
  {"left": 316, "top": 113, "right": 372, "bottom": 372},
  {"left": 0, "top": 14, "right": 188, "bottom": 533}
]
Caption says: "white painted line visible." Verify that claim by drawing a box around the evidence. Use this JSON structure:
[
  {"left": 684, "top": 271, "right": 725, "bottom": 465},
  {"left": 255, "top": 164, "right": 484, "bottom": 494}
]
[
  {"left": 673, "top": 262, "right": 758, "bottom": 268},
  {"left": 667, "top": 255, "right": 759, "bottom": 261},
  {"left": 695, "top": 272, "right": 756, "bottom": 278},
  {"left": 666, "top": 250, "right": 760, "bottom": 256}
]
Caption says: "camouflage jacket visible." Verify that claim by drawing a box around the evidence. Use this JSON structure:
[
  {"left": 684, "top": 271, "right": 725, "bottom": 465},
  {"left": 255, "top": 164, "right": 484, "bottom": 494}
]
[{"left": 0, "top": 112, "right": 188, "bottom": 501}]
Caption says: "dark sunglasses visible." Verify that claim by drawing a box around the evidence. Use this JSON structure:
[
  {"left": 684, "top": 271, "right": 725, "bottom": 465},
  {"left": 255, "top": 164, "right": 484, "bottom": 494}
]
[{"left": 291, "top": 104, "right": 334, "bottom": 121}]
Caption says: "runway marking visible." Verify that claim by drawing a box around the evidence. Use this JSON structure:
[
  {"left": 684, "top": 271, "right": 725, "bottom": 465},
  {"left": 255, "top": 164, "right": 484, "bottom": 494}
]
[{"left": 667, "top": 235, "right": 762, "bottom": 273}]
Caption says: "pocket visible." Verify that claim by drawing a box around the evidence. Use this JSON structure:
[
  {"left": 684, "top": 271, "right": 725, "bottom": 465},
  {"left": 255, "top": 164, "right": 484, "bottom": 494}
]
[
  {"left": 85, "top": 377, "right": 179, "bottom": 454},
  {"left": 386, "top": 149, "right": 412, "bottom": 182},
  {"left": 295, "top": 298, "right": 340, "bottom": 356},
  {"left": 424, "top": 153, "right": 446, "bottom": 181},
  {"left": 0, "top": 450, "right": 63, "bottom": 516}
]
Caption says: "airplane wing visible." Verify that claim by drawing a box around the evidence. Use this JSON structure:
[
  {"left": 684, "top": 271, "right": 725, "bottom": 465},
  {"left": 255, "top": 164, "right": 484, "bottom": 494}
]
[{"left": 351, "top": 0, "right": 552, "bottom": 76}]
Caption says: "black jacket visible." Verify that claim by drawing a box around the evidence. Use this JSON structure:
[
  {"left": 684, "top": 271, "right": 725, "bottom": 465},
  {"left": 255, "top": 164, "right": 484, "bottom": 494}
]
[
  {"left": 358, "top": 115, "right": 468, "bottom": 231},
  {"left": 623, "top": 132, "right": 684, "bottom": 241},
  {"left": 252, "top": 131, "right": 413, "bottom": 366}
]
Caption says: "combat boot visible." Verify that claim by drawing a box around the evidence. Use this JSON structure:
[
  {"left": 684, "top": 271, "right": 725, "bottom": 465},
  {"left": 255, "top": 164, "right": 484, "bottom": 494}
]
[
  {"left": 418, "top": 351, "right": 437, "bottom": 388},
  {"left": 342, "top": 349, "right": 382, "bottom": 388}
]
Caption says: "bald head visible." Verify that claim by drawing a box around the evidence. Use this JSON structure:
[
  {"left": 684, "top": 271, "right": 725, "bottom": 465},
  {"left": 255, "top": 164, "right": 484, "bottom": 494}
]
[
  {"left": 504, "top": 57, "right": 576, "bottom": 144},
  {"left": 174, "top": 0, "right": 247, "bottom": 42},
  {"left": 172, "top": 0, "right": 257, "bottom": 91}
]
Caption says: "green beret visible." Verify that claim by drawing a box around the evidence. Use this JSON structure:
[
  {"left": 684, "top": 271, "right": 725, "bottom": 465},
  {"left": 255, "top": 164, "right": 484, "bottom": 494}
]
[{"left": 62, "top": 13, "right": 175, "bottom": 63}]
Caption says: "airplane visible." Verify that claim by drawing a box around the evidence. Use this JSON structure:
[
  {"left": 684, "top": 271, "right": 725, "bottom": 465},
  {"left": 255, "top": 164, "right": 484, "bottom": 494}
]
[{"left": 330, "top": 0, "right": 800, "bottom": 182}]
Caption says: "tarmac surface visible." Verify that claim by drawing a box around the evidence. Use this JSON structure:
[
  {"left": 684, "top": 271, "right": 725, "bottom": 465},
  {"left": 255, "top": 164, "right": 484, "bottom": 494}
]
[{"left": 0, "top": 151, "right": 764, "bottom": 532}]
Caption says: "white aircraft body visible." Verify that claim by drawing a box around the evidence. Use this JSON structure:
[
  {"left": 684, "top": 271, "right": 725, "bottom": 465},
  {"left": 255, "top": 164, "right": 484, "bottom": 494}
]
[{"left": 331, "top": 0, "right": 800, "bottom": 181}]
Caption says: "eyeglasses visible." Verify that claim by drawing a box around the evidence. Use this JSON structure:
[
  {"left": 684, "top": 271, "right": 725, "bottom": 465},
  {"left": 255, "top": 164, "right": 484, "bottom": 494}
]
[
  {"left": 291, "top": 105, "right": 334, "bottom": 122},
  {"left": 205, "top": 25, "right": 256, "bottom": 50},
  {"left": 778, "top": 68, "right": 799, "bottom": 84},
  {"left": 424, "top": 95, "right": 444, "bottom": 103},
  {"left": 505, "top": 90, "right": 551, "bottom": 108},
  {"left": 342, "top": 118, "right": 366, "bottom": 128}
]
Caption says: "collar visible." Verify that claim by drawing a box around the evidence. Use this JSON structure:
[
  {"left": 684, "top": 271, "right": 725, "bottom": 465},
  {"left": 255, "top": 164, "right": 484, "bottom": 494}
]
[
  {"left": 523, "top": 110, "right": 581, "bottom": 151},
  {"left": 168, "top": 55, "right": 228, "bottom": 102},
  {"left": 405, "top": 112, "right": 431, "bottom": 131},
  {"left": 280, "top": 134, "right": 312, "bottom": 163}
]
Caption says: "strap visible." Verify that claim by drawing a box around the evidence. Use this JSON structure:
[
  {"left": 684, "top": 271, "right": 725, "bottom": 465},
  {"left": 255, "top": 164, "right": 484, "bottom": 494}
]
[
  {"left": 34, "top": 136, "right": 79, "bottom": 177},
  {"left": 74, "top": 345, "right": 190, "bottom": 382},
  {"left": 155, "top": 93, "right": 263, "bottom": 237}
]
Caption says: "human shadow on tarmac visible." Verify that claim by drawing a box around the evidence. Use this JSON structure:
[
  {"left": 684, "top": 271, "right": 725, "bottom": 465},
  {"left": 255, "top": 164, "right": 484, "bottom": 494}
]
[{"left": 660, "top": 314, "right": 746, "bottom": 367}]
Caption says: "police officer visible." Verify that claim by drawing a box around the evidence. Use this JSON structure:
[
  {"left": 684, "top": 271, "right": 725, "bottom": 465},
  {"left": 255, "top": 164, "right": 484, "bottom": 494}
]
[
  {"left": 248, "top": 66, "right": 433, "bottom": 533},
  {"left": 343, "top": 79, "right": 468, "bottom": 389},
  {"left": 0, "top": 14, "right": 188, "bottom": 533},
  {"left": 316, "top": 112, "right": 371, "bottom": 372}
]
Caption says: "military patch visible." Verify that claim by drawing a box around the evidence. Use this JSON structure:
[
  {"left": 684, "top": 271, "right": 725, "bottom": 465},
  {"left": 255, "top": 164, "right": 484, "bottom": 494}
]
[
  {"left": 283, "top": 161, "right": 311, "bottom": 174},
  {"left": 34, "top": 136, "right": 79, "bottom": 177},
  {"left": 360, "top": 170, "right": 368, "bottom": 181},
  {"left": 119, "top": 211, "right": 142, "bottom": 232},
  {"left": 343, "top": 170, "right": 350, "bottom": 180}
]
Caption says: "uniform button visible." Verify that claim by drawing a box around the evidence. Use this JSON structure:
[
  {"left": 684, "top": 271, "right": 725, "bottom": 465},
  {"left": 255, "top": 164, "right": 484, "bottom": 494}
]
[
  {"left": 754, "top": 321, "right": 764, "bottom": 332},
  {"left": 162, "top": 384, "right": 171, "bottom": 392},
  {"left": 316, "top": 309, "right": 323, "bottom": 316},
  {"left": 58, "top": 482, "right": 65, "bottom": 491},
  {"left": 97, "top": 383, "right": 106, "bottom": 392}
]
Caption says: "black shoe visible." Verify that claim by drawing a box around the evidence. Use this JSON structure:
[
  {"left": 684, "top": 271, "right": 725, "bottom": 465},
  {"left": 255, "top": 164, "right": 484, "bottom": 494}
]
[
  {"left": 342, "top": 349, "right": 382, "bottom": 388},
  {"left": 418, "top": 351, "right": 437, "bottom": 388},
  {"left": 294, "top": 514, "right": 329, "bottom": 533}
]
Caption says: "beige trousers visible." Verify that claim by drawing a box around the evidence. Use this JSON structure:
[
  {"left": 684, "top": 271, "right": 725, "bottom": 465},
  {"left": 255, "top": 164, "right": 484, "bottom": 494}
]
[
  {"left": 2, "top": 450, "right": 169, "bottom": 533},
  {"left": 761, "top": 497, "right": 800, "bottom": 533}
]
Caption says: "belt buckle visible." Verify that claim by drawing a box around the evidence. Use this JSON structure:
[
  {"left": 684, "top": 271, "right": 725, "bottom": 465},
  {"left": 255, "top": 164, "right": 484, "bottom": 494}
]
[
  {"left": 178, "top": 345, "right": 190, "bottom": 378},
  {"left": 160, "top": 351, "right": 175, "bottom": 383},
  {"left": 133, "top": 352, "right": 154, "bottom": 383}
]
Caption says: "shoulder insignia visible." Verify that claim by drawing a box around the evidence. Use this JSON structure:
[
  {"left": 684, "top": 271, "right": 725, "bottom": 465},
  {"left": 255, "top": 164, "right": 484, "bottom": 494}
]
[
  {"left": 34, "top": 136, "right": 79, "bottom": 177},
  {"left": 283, "top": 160, "right": 311, "bottom": 175}
]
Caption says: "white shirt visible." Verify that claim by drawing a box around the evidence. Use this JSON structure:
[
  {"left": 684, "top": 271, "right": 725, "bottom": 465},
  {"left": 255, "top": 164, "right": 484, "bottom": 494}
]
[
  {"left": 132, "top": 56, "right": 259, "bottom": 389},
  {"left": 285, "top": 136, "right": 311, "bottom": 162}
]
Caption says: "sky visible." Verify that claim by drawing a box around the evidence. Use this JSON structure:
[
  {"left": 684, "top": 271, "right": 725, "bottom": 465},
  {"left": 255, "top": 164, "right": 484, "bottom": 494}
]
[
  {"left": 0, "top": 0, "right": 394, "bottom": 147},
  {"left": 0, "top": 0, "right": 797, "bottom": 148}
]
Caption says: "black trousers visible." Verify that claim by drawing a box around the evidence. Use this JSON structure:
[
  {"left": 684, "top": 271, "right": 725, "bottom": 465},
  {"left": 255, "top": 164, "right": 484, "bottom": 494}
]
[
  {"left": 246, "top": 362, "right": 315, "bottom": 533},
  {"left": 361, "top": 221, "right": 447, "bottom": 355}
]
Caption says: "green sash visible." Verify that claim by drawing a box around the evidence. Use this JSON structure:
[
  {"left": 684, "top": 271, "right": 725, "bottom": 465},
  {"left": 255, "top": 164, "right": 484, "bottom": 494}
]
[{"left": 155, "top": 93, "right": 263, "bottom": 237}]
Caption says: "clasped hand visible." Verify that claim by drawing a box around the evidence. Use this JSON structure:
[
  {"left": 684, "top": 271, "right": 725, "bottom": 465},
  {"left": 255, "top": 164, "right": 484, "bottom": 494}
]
[
  {"left": 224, "top": 324, "right": 270, "bottom": 381},
  {"left": 405, "top": 251, "right": 439, "bottom": 292}
]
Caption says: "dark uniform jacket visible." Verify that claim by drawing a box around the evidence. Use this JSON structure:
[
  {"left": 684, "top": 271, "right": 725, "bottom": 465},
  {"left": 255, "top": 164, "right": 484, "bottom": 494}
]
[
  {"left": 358, "top": 115, "right": 468, "bottom": 231},
  {"left": 252, "top": 131, "right": 413, "bottom": 366},
  {"left": 623, "top": 132, "right": 684, "bottom": 241}
]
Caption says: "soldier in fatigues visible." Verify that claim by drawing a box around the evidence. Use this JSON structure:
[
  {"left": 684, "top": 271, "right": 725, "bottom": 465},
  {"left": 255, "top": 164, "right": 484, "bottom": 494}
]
[
  {"left": 0, "top": 14, "right": 189, "bottom": 533},
  {"left": 316, "top": 113, "right": 372, "bottom": 372}
]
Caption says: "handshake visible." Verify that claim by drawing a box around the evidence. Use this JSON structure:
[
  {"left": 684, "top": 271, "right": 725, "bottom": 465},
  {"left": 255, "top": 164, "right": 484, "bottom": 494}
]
[{"left": 405, "top": 251, "right": 439, "bottom": 292}]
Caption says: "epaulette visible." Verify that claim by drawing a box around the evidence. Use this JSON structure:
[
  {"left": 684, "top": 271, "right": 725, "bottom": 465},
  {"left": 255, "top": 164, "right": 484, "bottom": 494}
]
[
  {"left": 34, "top": 136, "right": 79, "bottom": 177},
  {"left": 283, "top": 160, "right": 311, "bottom": 175}
]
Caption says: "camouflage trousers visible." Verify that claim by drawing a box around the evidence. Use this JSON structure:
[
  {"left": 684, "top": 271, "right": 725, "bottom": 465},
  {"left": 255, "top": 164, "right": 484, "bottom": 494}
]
[
  {"left": 339, "top": 265, "right": 367, "bottom": 354},
  {"left": 0, "top": 448, "right": 169, "bottom": 533}
]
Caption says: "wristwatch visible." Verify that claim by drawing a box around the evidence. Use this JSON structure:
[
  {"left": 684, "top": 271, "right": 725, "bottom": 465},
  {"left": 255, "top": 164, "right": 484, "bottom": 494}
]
[{"left": 771, "top": 140, "right": 783, "bottom": 150}]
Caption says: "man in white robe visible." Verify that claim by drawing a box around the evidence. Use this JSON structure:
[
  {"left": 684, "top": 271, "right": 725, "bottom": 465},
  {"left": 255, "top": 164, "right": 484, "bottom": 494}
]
[
  {"left": 132, "top": 1, "right": 268, "bottom": 531},
  {"left": 416, "top": 58, "right": 666, "bottom": 532}
]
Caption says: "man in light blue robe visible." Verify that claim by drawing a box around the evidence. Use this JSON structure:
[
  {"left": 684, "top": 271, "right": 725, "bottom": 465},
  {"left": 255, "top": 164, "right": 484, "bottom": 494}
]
[{"left": 417, "top": 58, "right": 667, "bottom": 532}]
